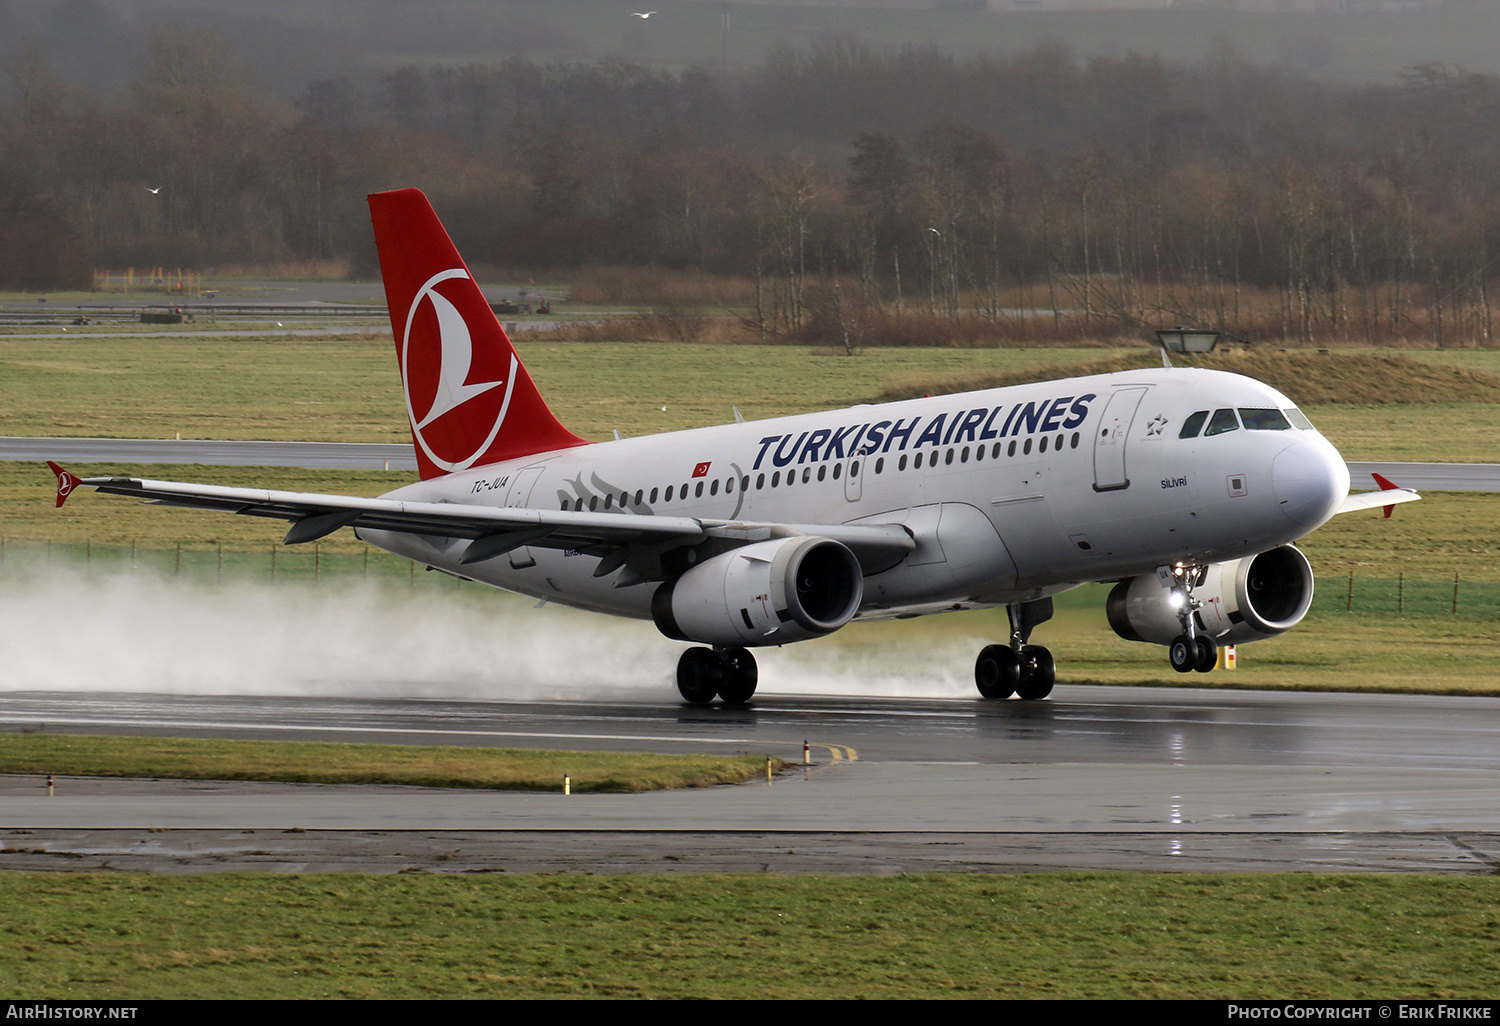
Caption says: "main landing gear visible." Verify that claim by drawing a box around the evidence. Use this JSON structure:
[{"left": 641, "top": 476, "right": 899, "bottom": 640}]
[
  {"left": 974, "top": 598, "right": 1056, "bottom": 701},
  {"left": 1164, "top": 564, "right": 1218, "bottom": 674},
  {"left": 676, "top": 646, "right": 759, "bottom": 706}
]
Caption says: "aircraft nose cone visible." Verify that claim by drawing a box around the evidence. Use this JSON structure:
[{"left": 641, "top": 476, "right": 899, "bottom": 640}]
[{"left": 1273, "top": 440, "right": 1348, "bottom": 533}]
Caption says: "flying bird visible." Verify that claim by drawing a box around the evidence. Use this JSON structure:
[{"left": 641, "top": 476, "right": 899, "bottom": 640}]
[
  {"left": 147, "top": 187, "right": 161, "bottom": 194},
  {"left": 632, "top": 11, "right": 657, "bottom": 18}
]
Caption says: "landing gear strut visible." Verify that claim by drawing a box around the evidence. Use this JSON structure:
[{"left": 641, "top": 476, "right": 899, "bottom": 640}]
[
  {"left": 676, "top": 646, "right": 758, "bottom": 705},
  {"left": 974, "top": 598, "right": 1055, "bottom": 701},
  {"left": 1164, "top": 564, "right": 1218, "bottom": 673}
]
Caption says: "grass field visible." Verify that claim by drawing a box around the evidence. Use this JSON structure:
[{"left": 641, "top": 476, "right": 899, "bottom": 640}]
[
  {"left": 7, "top": 334, "right": 1499, "bottom": 457},
  {"left": 2, "top": 873, "right": 1498, "bottom": 999},
  {"left": 0, "top": 735, "right": 773, "bottom": 793}
]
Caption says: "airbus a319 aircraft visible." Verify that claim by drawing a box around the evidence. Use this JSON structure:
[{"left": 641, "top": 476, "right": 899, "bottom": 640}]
[{"left": 50, "top": 189, "right": 1419, "bottom": 704}]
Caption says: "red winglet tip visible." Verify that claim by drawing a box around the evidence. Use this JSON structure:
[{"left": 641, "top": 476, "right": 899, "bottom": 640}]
[
  {"left": 1372, "top": 472, "right": 1399, "bottom": 491},
  {"left": 47, "top": 461, "right": 78, "bottom": 508},
  {"left": 1383, "top": 504, "right": 1394, "bottom": 519}
]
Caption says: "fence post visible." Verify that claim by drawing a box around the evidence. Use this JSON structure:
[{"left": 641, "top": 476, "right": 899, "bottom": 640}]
[
  {"left": 217, "top": 541, "right": 223, "bottom": 582},
  {"left": 1398, "top": 571, "right": 1403, "bottom": 614},
  {"left": 1453, "top": 571, "right": 1460, "bottom": 615},
  {"left": 315, "top": 543, "right": 321, "bottom": 581},
  {"left": 1346, "top": 570, "right": 1354, "bottom": 612},
  {"left": 271, "top": 544, "right": 277, "bottom": 581},
  {"left": 174, "top": 542, "right": 181, "bottom": 577}
]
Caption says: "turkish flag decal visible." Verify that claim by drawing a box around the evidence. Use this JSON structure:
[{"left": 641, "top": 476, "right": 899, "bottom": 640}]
[{"left": 692, "top": 462, "right": 712, "bottom": 478}]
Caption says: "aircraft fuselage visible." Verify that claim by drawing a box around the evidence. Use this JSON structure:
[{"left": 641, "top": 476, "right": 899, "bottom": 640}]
[{"left": 361, "top": 366, "right": 1348, "bottom": 625}]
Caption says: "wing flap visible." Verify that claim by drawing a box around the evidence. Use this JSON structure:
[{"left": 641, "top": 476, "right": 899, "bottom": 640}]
[
  {"left": 71, "top": 472, "right": 709, "bottom": 546},
  {"left": 55, "top": 466, "right": 919, "bottom": 575}
]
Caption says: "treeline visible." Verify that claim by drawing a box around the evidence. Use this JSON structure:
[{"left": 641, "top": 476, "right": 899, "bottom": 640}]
[{"left": 6, "top": 31, "right": 1500, "bottom": 344}]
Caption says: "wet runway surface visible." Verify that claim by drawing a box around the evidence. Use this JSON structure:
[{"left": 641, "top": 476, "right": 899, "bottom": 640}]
[{"left": 3, "top": 687, "right": 1498, "bottom": 874}]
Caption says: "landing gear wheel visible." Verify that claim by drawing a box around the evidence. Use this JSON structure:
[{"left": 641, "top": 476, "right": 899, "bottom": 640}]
[
  {"left": 716, "top": 647, "right": 759, "bottom": 705},
  {"left": 975, "top": 644, "right": 1019, "bottom": 699},
  {"left": 1193, "top": 637, "right": 1217, "bottom": 673},
  {"left": 1016, "top": 645, "right": 1055, "bottom": 701},
  {"left": 1169, "top": 635, "right": 1196, "bottom": 674},
  {"left": 676, "top": 647, "right": 722, "bottom": 705}
]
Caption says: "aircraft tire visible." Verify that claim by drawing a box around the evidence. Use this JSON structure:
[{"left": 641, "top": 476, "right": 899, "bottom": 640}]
[
  {"left": 1169, "top": 636, "right": 1196, "bottom": 673},
  {"left": 676, "top": 647, "right": 722, "bottom": 705},
  {"left": 1193, "top": 637, "right": 1217, "bottom": 673},
  {"left": 1016, "top": 645, "right": 1055, "bottom": 701},
  {"left": 716, "top": 647, "right": 759, "bottom": 705},
  {"left": 975, "top": 644, "right": 1019, "bottom": 699}
]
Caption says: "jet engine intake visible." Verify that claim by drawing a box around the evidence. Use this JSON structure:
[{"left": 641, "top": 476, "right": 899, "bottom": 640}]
[
  {"left": 652, "top": 536, "right": 864, "bottom": 647},
  {"left": 1106, "top": 544, "right": 1314, "bottom": 646}
]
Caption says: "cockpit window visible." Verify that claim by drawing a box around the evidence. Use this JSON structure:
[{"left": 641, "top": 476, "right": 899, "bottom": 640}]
[
  {"left": 1284, "top": 408, "right": 1315, "bottom": 431},
  {"left": 1204, "top": 408, "right": 1239, "bottom": 436},
  {"left": 1179, "top": 410, "right": 1209, "bottom": 439},
  {"left": 1239, "top": 408, "right": 1292, "bottom": 431}
]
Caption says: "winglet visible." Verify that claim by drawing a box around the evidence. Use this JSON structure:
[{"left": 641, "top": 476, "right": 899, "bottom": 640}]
[
  {"left": 1372, "top": 472, "right": 1401, "bottom": 519},
  {"left": 47, "top": 461, "right": 79, "bottom": 508}
]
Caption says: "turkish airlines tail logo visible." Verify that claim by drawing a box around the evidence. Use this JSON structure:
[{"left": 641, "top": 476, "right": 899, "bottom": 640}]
[{"left": 369, "top": 189, "right": 587, "bottom": 480}]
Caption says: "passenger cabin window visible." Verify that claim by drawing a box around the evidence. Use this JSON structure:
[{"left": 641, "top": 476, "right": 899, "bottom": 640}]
[
  {"left": 1179, "top": 410, "right": 1209, "bottom": 439},
  {"left": 1204, "top": 408, "right": 1240, "bottom": 436},
  {"left": 1240, "top": 408, "right": 1292, "bottom": 431}
]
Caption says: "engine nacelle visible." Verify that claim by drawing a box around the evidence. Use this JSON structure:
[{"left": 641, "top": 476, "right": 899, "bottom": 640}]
[
  {"left": 652, "top": 536, "right": 864, "bottom": 647},
  {"left": 1106, "top": 545, "right": 1315, "bottom": 647}
]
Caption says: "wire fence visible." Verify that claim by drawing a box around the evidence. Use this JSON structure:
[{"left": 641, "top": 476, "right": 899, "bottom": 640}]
[{"left": 1310, "top": 570, "right": 1500, "bottom": 618}]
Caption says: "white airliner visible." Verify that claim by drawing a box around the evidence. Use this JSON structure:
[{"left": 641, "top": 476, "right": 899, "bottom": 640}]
[{"left": 50, "top": 188, "right": 1419, "bottom": 704}]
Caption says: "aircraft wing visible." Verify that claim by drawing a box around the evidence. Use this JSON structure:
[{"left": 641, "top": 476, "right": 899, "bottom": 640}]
[
  {"left": 1336, "top": 472, "right": 1421, "bottom": 518},
  {"left": 48, "top": 464, "right": 914, "bottom": 571}
]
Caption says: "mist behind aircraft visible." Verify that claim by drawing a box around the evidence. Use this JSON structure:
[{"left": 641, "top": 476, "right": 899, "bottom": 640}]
[{"left": 0, "top": 570, "right": 977, "bottom": 700}]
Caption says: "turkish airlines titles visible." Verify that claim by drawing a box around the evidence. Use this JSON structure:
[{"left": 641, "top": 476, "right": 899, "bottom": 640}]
[{"left": 748, "top": 393, "right": 1098, "bottom": 470}]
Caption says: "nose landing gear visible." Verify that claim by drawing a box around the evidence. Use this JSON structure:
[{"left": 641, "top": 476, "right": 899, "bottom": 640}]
[
  {"left": 1164, "top": 564, "right": 1219, "bottom": 673},
  {"left": 974, "top": 598, "right": 1055, "bottom": 700}
]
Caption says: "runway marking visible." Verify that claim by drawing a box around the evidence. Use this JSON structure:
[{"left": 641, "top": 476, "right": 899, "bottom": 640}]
[{"left": 808, "top": 744, "right": 857, "bottom": 764}]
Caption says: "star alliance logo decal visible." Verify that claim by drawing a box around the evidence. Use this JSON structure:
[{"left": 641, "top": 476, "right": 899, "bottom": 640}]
[{"left": 1145, "top": 414, "right": 1168, "bottom": 437}]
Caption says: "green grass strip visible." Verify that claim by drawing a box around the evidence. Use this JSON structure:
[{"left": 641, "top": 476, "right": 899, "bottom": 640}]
[
  {"left": 0, "top": 734, "right": 776, "bottom": 793},
  {"left": 1, "top": 873, "right": 1498, "bottom": 999}
]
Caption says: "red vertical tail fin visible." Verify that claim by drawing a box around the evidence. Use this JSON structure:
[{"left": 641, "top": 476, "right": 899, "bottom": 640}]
[{"left": 368, "top": 188, "right": 587, "bottom": 480}]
